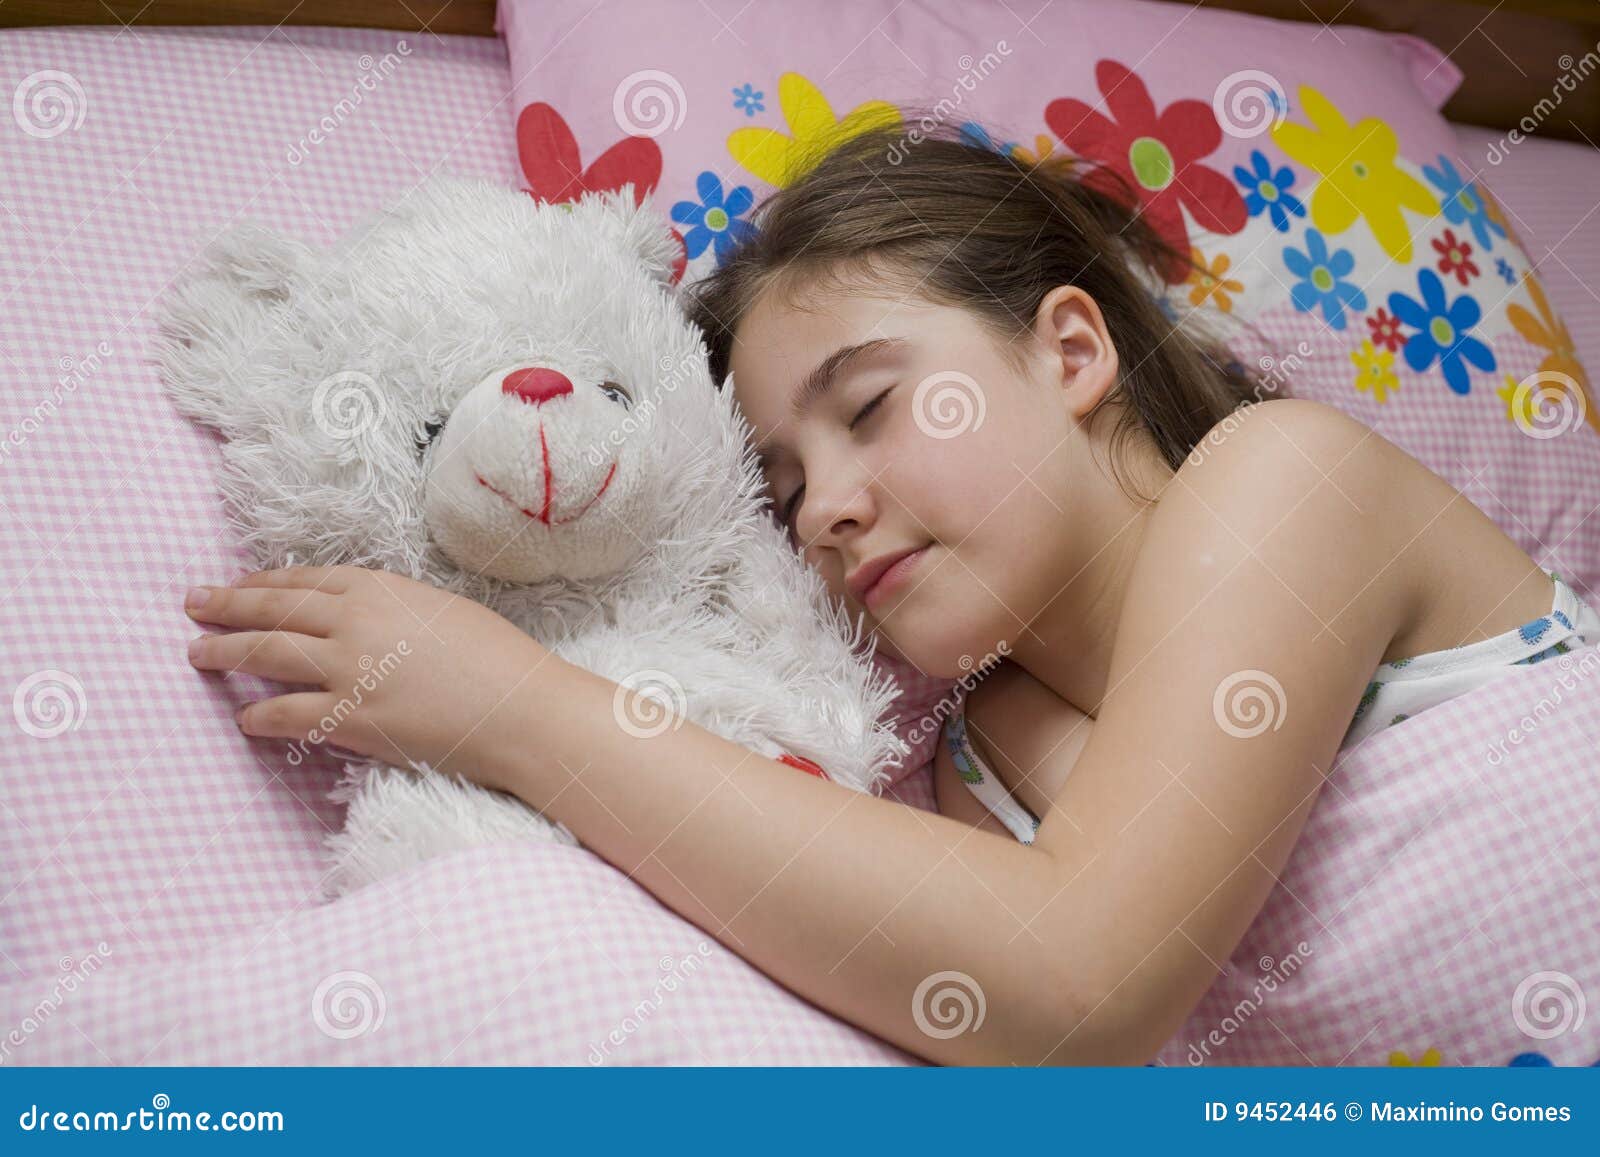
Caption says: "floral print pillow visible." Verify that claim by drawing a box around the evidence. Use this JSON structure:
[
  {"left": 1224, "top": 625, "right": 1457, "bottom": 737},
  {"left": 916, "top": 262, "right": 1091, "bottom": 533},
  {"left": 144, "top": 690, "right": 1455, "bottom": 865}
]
[{"left": 498, "top": 0, "right": 1600, "bottom": 600}]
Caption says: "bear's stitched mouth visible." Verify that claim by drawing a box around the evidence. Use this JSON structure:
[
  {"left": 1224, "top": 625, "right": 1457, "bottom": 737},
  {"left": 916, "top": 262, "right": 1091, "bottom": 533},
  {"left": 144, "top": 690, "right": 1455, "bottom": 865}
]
[
  {"left": 476, "top": 470, "right": 617, "bottom": 525},
  {"left": 474, "top": 426, "right": 618, "bottom": 527}
]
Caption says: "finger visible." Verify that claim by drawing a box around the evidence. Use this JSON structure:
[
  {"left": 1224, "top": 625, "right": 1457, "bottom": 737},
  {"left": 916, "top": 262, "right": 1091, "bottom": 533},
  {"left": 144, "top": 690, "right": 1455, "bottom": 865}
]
[
  {"left": 231, "top": 565, "right": 353, "bottom": 593},
  {"left": 189, "top": 630, "right": 332, "bottom": 684},
  {"left": 186, "top": 585, "right": 342, "bottom": 636},
  {"left": 235, "top": 692, "right": 342, "bottom": 741}
]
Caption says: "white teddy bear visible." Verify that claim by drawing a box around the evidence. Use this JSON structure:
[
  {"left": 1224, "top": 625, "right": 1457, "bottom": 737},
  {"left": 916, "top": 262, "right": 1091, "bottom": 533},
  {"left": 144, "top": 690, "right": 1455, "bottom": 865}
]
[{"left": 151, "top": 176, "right": 908, "bottom": 898}]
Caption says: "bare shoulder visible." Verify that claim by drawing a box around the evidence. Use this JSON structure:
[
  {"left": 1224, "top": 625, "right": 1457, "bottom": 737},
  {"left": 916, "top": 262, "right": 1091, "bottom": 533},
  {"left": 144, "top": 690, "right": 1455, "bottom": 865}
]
[{"left": 1181, "top": 397, "right": 1551, "bottom": 660}]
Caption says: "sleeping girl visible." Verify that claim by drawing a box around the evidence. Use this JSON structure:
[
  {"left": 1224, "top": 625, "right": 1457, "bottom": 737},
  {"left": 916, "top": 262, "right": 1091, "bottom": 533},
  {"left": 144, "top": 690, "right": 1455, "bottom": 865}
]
[{"left": 183, "top": 119, "right": 1599, "bottom": 1065}]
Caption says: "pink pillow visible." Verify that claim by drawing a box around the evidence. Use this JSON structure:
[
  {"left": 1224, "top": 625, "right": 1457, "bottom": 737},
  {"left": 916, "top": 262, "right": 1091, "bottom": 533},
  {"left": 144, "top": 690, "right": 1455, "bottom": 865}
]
[{"left": 498, "top": 0, "right": 1600, "bottom": 619}]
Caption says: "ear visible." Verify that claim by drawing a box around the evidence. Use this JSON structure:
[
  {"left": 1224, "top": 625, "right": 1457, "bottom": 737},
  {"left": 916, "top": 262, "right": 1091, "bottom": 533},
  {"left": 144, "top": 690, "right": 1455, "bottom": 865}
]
[
  {"left": 1032, "top": 284, "right": 1119, "bottom": 420},
  {"left": 150, "top": 220, "right": 317, "bottom": 433},
  {"left": 569, "top": 186, "right": 684, "bottom": 288}
]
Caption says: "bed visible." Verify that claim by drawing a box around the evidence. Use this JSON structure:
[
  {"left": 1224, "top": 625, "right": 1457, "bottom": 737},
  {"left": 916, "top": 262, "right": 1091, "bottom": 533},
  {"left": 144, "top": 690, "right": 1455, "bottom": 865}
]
[{"left": 2, "top": 2, "right": 1597, "bottom": 1065}]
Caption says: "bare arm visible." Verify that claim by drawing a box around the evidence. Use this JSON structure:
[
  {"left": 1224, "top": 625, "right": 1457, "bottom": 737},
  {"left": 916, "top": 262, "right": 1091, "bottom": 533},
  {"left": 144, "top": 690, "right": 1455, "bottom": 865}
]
[
  {"left": 473, "top": 654, "right": 1103, "bottom": 1065},
  {"left": 468, "top": 399, "right": 1412, "bottom": 1065}
]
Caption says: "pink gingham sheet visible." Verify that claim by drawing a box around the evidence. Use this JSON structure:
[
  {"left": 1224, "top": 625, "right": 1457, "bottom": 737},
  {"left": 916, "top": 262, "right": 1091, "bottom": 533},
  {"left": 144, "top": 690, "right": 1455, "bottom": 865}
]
[{"left": 1, "top": 22, "right": 1597, "bottom": 1066}]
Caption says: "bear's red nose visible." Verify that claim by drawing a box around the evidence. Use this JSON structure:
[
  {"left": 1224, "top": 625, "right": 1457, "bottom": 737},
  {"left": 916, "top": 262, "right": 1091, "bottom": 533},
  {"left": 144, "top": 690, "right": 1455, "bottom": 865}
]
[{"left": 501, "top": 367, "right": 573, "bottom": 406}]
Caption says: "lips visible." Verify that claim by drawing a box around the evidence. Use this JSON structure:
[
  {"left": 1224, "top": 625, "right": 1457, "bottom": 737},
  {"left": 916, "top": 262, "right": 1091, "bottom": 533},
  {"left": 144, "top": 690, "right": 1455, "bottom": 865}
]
[{"left": 848, "top": 544, "right": 929, "bottom": 605}]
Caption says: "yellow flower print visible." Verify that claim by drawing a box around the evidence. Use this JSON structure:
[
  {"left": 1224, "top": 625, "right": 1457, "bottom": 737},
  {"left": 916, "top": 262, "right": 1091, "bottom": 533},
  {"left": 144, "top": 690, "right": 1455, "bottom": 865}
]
[
  {"left": 1506, "top": 271, "right": 1596, "bottom": 434},
  {"left": 1185, "top": 248, "right": 1242, "bottom": 313},
  {"left": 1270, "top": 86, "right": 1440, "bottom": 262},
  {"left": 1497, "top": 373, "right": 1544, "bottom": 429},
  {"left": 1388, "top": 1047, "right": 1442, "bottom": 1066},
  {"left": 727, "top": 72, "right": 901, "bottom": 187},
  {"left": 1351, "top": 338, "right": 1399, "bottom": 402},
  {"left": 1010, "top": 134, "right": 1059, "bottom": 168}
]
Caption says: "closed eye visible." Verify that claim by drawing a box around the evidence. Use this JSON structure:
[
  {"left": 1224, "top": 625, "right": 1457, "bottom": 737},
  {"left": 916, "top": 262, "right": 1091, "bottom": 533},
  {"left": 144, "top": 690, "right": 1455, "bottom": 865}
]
[{"left": 779, "top": 386, "right": 894, "bottom": 530}]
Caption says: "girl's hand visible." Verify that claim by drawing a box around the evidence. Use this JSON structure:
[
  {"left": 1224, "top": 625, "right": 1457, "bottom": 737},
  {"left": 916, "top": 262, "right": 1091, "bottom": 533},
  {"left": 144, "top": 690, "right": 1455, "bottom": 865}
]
[{"left": 184, "top": 565, "right": 551, "bottom": 781}]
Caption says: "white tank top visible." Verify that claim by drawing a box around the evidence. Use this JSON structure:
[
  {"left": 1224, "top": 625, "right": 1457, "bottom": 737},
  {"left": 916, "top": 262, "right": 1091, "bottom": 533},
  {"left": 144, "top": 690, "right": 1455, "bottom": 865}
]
[{"left": 944, "top": 569, "right": 1600, "bottom": 845}]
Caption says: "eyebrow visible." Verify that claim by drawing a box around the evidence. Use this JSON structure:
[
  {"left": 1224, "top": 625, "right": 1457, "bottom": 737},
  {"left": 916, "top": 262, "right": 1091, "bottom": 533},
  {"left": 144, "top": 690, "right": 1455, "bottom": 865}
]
[{"left": 757, "top": 337, "right": 906, "bottom": 470}]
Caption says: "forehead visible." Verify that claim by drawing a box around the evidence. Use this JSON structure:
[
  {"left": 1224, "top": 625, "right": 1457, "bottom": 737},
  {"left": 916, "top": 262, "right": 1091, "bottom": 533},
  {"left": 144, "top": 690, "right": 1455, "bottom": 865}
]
[{"left": 730, "top": 283, "right": 934, "bottom": 411}]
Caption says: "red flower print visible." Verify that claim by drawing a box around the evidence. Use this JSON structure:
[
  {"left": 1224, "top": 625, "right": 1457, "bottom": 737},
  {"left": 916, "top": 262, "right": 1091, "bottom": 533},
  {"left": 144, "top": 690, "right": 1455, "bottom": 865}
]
[
  {"left": 517, "top": 102, "right": 662, "bottom": 206},
  {"left": 1431, "top": 228, "right": 1479, "bottom": 287},
  {"left": 1045, "top": 60, "right": 1247, "bottom": 283},
  {"left": 1366, "top": 307, "right": 1405, "bottom": 353}
]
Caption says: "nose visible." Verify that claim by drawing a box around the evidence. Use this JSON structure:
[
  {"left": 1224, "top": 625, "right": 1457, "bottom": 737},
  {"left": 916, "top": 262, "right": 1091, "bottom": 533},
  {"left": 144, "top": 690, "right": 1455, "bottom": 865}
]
[{"left": 501, "top": 367, "right": 573, "bottom": 406}]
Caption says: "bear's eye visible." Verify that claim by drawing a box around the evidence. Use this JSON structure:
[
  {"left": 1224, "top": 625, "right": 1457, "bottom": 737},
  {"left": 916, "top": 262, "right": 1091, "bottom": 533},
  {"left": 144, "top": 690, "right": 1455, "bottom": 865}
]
[
  {"left": 599, "top": 381, "right": 632, "bottom": 409},
  {"left": 416, "top": 416, "right": 446, "bottom": 454}
]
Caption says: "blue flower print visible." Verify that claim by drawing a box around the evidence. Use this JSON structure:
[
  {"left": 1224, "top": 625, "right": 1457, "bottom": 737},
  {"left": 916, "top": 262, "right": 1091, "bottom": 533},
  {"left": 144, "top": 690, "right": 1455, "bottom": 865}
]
[
  {"left": 1422, "top": 155, "right": 1506, "bottom": 252},
  {"left": 1386, "top": 268, "right": 1497, "bottom": 394},
  {"left": 959, "top": 121, "right": 1018, "bottom": 157},
  {"left": 1508, "top": 1051, "right": 1600, "bottom": 1066},
  {"left": 671, "top": 171, "right": 758, "bottom": 265},
  {"left": 1283, "top": 228, "right": 1366, "bottom": 329},
  {"left": 1234, "top": 150, "right": 1305, "bottom": 232},
  {"left": 1496, "top": 257, "right": 1515, "bottom": 284},
  {"left": 732, "top": 83, "right": 764, "bottom": 116}
]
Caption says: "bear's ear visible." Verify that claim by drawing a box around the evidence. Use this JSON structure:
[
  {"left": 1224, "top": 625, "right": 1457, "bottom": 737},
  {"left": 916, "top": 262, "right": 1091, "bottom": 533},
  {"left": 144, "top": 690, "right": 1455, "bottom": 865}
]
[{"left": 566, "top": 186, "right": 683, "bottom": 288}]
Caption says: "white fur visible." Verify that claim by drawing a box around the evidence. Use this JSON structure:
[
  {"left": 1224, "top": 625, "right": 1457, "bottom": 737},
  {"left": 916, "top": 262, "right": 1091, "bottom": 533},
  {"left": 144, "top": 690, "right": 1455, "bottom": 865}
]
[{"left": 151, "top": 178, "right": 910, "bottom": 898}]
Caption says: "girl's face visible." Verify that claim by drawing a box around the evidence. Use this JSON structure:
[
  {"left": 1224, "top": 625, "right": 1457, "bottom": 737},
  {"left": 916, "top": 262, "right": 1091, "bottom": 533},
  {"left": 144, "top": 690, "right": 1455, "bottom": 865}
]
[{"left": 728, "top": 278, "right": 1117, "bottom": 679}]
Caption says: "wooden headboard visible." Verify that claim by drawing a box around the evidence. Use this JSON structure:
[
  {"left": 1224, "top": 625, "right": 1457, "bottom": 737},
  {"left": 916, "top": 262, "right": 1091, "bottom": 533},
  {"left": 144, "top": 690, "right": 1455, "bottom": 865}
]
[{"left": 3, "top": 1, "right": 1596, "bottom": 143}]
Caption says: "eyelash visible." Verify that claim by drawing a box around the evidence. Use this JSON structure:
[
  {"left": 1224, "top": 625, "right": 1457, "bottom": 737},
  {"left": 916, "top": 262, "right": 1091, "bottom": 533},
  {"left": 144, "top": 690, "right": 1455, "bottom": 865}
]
[{"left": 780, "top": 386, "right": 893, "bottom": 527}]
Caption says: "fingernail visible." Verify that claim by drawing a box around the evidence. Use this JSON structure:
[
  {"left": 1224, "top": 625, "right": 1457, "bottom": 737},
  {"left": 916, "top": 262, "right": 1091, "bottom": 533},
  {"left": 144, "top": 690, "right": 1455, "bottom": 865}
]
[
  {"left": 186, "top": 587, "right": 210, "bottom": 610},
  {"left": 187, "top": 636, "right": 203, "bottom": 661}
]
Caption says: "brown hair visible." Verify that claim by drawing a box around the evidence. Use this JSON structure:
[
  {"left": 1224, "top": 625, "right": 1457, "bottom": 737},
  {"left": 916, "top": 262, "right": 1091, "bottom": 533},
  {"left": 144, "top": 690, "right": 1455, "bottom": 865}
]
[{"left": 684, "top": 115, "right": 1261, "bottom": 503}]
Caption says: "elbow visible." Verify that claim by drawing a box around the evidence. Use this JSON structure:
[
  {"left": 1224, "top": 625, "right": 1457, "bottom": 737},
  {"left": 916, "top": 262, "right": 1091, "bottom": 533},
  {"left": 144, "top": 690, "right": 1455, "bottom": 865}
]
[{"left": 1016, "top": 958, "right": 1172, "bottom": 1066}]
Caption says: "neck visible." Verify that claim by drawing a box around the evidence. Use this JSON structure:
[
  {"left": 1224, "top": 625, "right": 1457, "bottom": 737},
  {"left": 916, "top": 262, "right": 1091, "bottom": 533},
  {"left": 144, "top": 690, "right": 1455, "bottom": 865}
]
[{"left": 1010, "top": 415, "right": 1173, "bottom": 716}]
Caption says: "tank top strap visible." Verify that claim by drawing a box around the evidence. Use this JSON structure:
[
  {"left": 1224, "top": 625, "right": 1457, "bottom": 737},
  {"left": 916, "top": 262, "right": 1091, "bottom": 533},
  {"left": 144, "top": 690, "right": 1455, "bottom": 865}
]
[{"left": 943, "top": 709, "right": 1041, "bottom": 845}]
